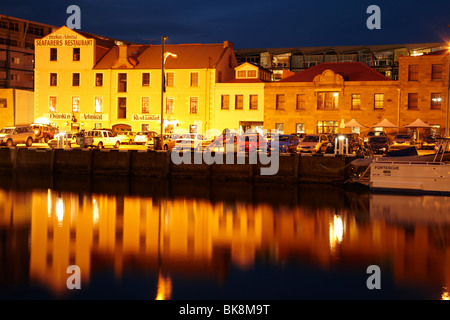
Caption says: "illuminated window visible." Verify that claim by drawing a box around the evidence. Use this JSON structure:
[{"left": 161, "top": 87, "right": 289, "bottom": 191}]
[
  {"left": 408, "top": 93, "right": 418, "bottom": 109},
  {"left": 374, "top": 93, "right": 384, "bottom": 109},
  {"left": 166, "top": 72, "right": 174, "bottom": 87},
  {"left": 72, "top": 96, "right": 80, "bottom": 112},
  {"left": 50, "top": 73, "right": 57, "bottom": 86},
  {"left": 95, "top": 73, "right": 103, "bottom": 86},
  {"left": 49, "top": 96, "right": 57, "bottom": 112},
  {"left": 296, "top": 123, "right": 305, "bottom": 133},
  {"left": 166, "top": 97, "right": 174, "bottom": 113},
  {"left": 431, "top": 64, "right": 442, "bottom": 80},
  {"left": 237, "top": 70, "right": 246, "bottom": 78},
  {"left": 190, "top": 73, "right": 199, "bottom": 87},
  {"left": 142, "top": 97, "right": 150, "bottom": 113},
  {"left": 317, "top": 120, "right": 338, "bottom": 134},
  {"left": 50, "top": 48, "right": 57, "bottom": 61},
  {"left": 247, "top": 70, "right": 257, "bottom": 78},
  {"left": 221, "top": 95, "right": 229, "bottom": 109},
  {"left": 190, "top": 97, "right": 198, "bottom": 114},
  {"left": 431, "top": 93, "right": 442, "bottom": 109},
  {"left": 275, "top": 123, "right": 284, "bottom": 133},
  {"left": 235, "top": 95, "right": 244, "bottom": 109},
  {"left": 317, "top": 92, "right": 338, "bottom": 110},
  {"left": 276, "top": 94, "right": 285, "bottom": 110},
  {"left": 0, "top": 98, "right": 7, "bottom": 108},
  {"left": 72, "top": 73, "right": 80, "bottom": 86},
  {"left": 351, "top": 94, "right": 361, "bottom": 110},
  {"left": 296, "top": 94, "right": 305, "bottom": 110},
  {"left": 73, "top": 48, "right": 80, "bottom": 61},
  {"left": 408, "top": 65, "right": 418, "bottom": 81},
  {"left": 249, "top": 95, "right": 258, "bottom": 110},
  {"left": 142, "top": 73, "right": 150, "bottom": 86},
  {"left": 118, "top": 97, "right": 127, "bottom": 119},
  {"left": 95, "top": 97, "right": 102, "bottom": 113}
]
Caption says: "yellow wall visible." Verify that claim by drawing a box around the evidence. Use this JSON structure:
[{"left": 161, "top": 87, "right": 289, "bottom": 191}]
[{"left": 0, "top": 88, "right": 34, "bottom": 128}]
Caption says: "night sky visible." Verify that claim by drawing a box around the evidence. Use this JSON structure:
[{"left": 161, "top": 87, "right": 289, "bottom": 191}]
[{"left": 2, "top": 0, "right": 450, "bottom": 48}]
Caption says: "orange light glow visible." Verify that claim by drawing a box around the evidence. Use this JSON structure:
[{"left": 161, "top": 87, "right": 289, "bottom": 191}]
[{"left": 155, "top": 273, "right": 172, "bottom": 300}]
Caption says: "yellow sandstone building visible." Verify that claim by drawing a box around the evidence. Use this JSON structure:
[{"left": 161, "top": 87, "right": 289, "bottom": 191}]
[{"left": 34, "top": 26, "right": 238, "bottom": 135}]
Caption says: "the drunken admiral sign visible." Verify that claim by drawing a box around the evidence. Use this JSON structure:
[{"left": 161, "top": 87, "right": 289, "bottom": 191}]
[
  {"left": 35, "top": 33, "right": 93, "bottom": 47},
  {"left": 44, "top": 113, "right": 109, "bottom": 121}
]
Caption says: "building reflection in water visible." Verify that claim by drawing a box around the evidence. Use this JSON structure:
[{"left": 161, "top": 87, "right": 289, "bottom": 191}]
[{"left": 0, "top": 178, "right": 450, "bottom": 299}]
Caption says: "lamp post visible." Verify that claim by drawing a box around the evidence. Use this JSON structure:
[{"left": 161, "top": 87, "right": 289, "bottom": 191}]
[{"left": 159, "top": 36, "right": 177, "bottom": 150}]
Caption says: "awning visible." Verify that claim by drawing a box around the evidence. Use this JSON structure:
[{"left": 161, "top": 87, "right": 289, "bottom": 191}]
[
  {"left": 373, "top": 118, "right": 398, "bottom": 128},
  {"left": 345, "top": 119, "right": 368, "bottom": 128},
  {"left": 404, "top": 118, "right": 431, "bottom": 128}
]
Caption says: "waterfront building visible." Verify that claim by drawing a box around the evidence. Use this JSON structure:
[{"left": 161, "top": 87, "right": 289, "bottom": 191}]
[
  {"left": 263, "top": 62, "right": 401, "bottom": 135},
  {"left": 34, "top": 26, "right": 238, "bottom": 134},
  {"left": 211, "top": 62, "right": 271, "bottom": 134}
]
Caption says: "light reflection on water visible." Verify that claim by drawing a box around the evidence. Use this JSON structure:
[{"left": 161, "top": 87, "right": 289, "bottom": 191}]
[{"left": 0, "top": 174, "right": 450, "bottom": 300}]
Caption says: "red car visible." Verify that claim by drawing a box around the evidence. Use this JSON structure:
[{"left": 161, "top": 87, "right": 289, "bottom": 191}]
[{"left": 237, "top": 132, "right": 267, "bottom": 152}]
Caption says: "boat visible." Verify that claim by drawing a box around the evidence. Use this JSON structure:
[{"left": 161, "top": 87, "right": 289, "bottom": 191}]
[{"left": 369, "top": 138, "right": 450, "bottom": 195}]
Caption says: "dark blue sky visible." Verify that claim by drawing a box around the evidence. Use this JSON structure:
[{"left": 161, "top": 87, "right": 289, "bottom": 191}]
[{"left": 2, "top": 0, "right": 450, "bottom": 48}]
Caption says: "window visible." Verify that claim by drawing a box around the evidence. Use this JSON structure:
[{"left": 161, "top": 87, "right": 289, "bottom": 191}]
[
  {"left": 166, "top": 97, "right": 174, "bottom": 113},
  {"left": 431, "top": 93, "right": 442, "bottom": 109},
  {"left": 408, "top": 65, "right": 418, "bottom": 81},
  {"left": 237, "top": 70, "right": 246, "bottom": 78},
  {"left": 221, "top": 95, "right": 229, "bottom": 110},
  {"left": 95, "top": 73, "right": 103, "bottom": 86},
  {"left": 118, "top": 98, "right": 127, "bottom": 119},
  {"left": 142, "top": 73, "right": 150, "bottom": 86},
  {"left": 317, "top": 121, "right": 338, "bottom": 134},
  {"left": 11, "top": 57, "right": 20, "bottom": 64},
  {"left": 73, "top": 48, "right": 80, "bottom": 61},
  {"left": 275, "top": 123, "right": 284, "bottom": 133},
  {"left": 72, "top": 97, "right": 80, "bottom": 113},
  {"left": 276, "top": 94, "right": 285, "bottom": 110},
  {"left": 249, "top": 95, "right": 258, "bottom": 110},
  {"left": 0, "top": 98, "right": 7, "bottom": 108},
  {"left": 166, "top": 72, "right": 174, "bottom": 87},
  {"left": 408, "top": 93, "right": 418, "bottom": 110},
  {"left": 190, "top": 97, "right": 198, "bottom": 114},
  {"left": 190, "top": 73, "right": 199, "bottom": 87},
  {"left": 118, "top": 73, "right": 127, "bottom": 92},
  {"left": 247, "top": 70, "right": 257, "bottom": 78},
  {"left": 374, "top": 93, "right": 384, "bottom": 109},
  {"left": 235, "top": 95, "right": 244, "bottom": 109},
  {"left": 10, "top": 74, "right": 19, "bottom": 81},
  {"left": 317, "top": 92, "right": 338, "bottom": 110},
  {"left": 351, "top": 94, "right": 361, "bottom": 110},
  {"left": 296, "top": 123, "right": 305, "bottom": 133},
  {"left": 72, "top": 73, "right": 80, "bottom": 86},
  {"left": 49, "top": 97, "right": 57, "bottom": 112},
  {"left": 142, "top": 97, "right": 150, "bottom": 113},
  {"left": 296, "top": 94, "right": 305, "bottom": 110},
  {"left": 431, "top": 64, "right": 442, "bottom": 80},
  {"left": 50, "top": 48, "right": 57, "bottom": 61},
  {"left": 95, "top": 97, "right": 102, "bottom": 113},
  {"left": 431, "top": 125, "right": 441, "bottom": 135},
  {"left": 50, "top": 73, "right": 57, "bottom": 86},
  {"left": 142, "top": 124, "right": 150, "bottom": 132}
]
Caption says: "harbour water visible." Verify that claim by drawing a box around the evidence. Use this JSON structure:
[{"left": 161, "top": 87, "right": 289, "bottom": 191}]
[{"left": 1, "top": 173, "right": 449, "bottom": 300}]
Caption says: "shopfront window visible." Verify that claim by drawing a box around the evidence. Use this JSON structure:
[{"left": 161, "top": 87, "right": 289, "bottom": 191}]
[{"left": 317, "top": 120, "right": 338, "bottom": 134}]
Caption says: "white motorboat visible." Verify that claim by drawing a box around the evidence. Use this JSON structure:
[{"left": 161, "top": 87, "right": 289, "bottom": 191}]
[{"left": 369, "top": 138, "right": 450, "bottom": 194}]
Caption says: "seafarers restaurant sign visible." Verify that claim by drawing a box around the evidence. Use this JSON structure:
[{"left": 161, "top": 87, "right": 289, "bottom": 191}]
[{"left": 35, "top": 34, "right": 93, "bottom": 47}]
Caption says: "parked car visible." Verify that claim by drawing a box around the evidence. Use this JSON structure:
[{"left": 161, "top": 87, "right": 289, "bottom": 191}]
[
  {"left": 290, "top": 133, "right": 306, "bottom": 141},
  {"left": 30, "top": 123, "right": 56, "bottom": 143},
  {"left": 205, "top": 132, "right": 239, "bottom": 153},
  {"left": 116, "top": 131, "right": 136, "bottom": 145},
  {"left": 237, "top": 132, "right": 267, "bottom": 152},
  {"left": 134, "top": 131, "right": 158, "bottom": 145},
  {"left": 297, "top": 134, "right": 328, "bottom": 153},
  {"left": 148, "top": 134, "right": 177, "bottom": 150},
  {"left": 76, "top": 129, "right": 120, "bottom": 149},
  {"left": 363, "top": 131, "right": 387, "bottom": 144},
  {"left": 392, "top": 134, "right": 415, "bottom": 146},
  {"left": 267, "top": 134, "right": 300, "bottom": 153},
  {"left": 0, "top": 125, "right": 35, "bottom": 147},
  {"left": 367, "top": 136, "right": 391, "bottom": 155},
  {"left": 47, "top": 131, "right": 78, "bottom": 148},
  {"left": 421, "top": 135, "right": 441, "bottom": 150},
  {"left": 173, "top": 133, "right": 210, "bottom": 151},
  {"left": 325, "top": 133, "right": 362, "bottom": 154}
]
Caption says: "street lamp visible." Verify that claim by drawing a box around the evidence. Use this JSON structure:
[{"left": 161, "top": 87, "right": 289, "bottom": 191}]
[{"left": 159, "top": 36, "right": 177, "bottom": 150}]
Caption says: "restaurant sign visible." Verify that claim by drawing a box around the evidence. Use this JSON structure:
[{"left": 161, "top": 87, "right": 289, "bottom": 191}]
[
  {"left": 80, "top": 114, "right": 109, "bottom": 121},
  {"left": 35, "top": 34, "right": 93, "bottom": 47},
  {"left": 44, "top": 113, "right": 108, "bottom": 121},
  {"left": 44, "top": 113, "right": 72, "bottom": 120},
  {"left": 132, "top": 114, "right": 160, "bottom": 121}
]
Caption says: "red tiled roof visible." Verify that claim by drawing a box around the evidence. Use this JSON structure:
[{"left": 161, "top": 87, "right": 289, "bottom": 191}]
[
  {"left": 94, "top": 42, "right": 232, "bottom": 69},
  {"left": 279, "top": 62, "right": 392, "bottom": 82}
]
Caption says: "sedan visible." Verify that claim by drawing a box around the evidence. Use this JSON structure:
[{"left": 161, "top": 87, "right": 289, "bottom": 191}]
[
  {"left": 297, "top": 134, "right": 328, "bottom": 153},
  {"left": 117, "top": 131, "right": 136, "bottom": 145},
  {"left": 367, "top": 136, "right": 391, "bottom": 155},
  {"left": 134, "top": 131, "right": 158, "bottom": 145},
  {"left": 392, "top": 134, "right": 415, "bottom": 146},
  {"left": 267, "top": 134, "right": 300, "bottom": 153},
  {"left": 421, "top": 135, "right": 441, "bottom": 150}
]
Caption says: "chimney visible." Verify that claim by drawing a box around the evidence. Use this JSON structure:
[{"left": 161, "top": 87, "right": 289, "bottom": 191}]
[
  {"left": 118, "top": 44, "right": 128, "bottom": 60},
  {"left": 223, "top": 41, "right": 233, "bottom": 49}
]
